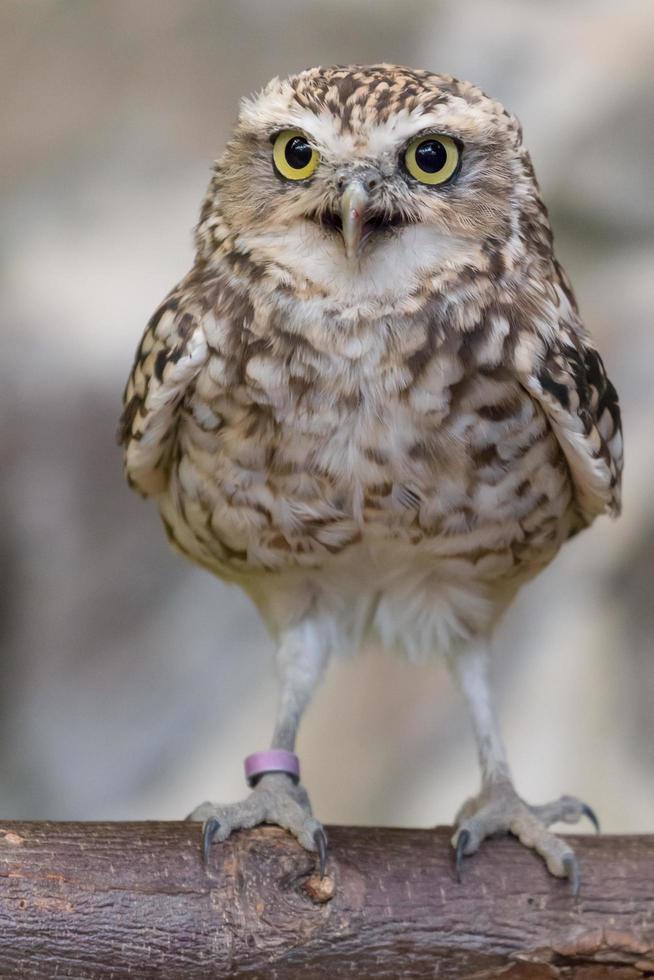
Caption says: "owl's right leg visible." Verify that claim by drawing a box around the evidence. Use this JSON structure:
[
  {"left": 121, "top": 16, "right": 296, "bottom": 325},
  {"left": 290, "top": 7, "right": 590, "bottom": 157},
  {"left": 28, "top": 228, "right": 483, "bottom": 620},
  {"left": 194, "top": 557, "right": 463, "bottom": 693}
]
[{"left": 188, "top": 618, "right": 331, "bottom": 871}]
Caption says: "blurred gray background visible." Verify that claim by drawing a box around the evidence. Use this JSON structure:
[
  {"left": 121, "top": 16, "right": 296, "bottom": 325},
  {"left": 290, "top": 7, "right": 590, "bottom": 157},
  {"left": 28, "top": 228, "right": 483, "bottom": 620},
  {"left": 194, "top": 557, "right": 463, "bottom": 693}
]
[{"left": 1, "top": 0, "right": 652, "bottom": 832}]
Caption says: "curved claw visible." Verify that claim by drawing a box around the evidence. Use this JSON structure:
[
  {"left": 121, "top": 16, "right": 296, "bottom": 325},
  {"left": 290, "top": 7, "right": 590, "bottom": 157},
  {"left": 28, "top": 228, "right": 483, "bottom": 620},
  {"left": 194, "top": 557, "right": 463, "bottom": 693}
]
[
  {"left": 581, "top": 803, "right": 600, "bottom": 834},
  {"left": 202, "top": 817, "right": 221, "bottom": 865},
  {"left": 313, "top": 827, "right": 328, "bottom": 878},
  {"left": 455, "top": 829, "right": 471, "bottom": 883},
  {"left": 562, "top": 853, "right": 580, "bottom": 897}
]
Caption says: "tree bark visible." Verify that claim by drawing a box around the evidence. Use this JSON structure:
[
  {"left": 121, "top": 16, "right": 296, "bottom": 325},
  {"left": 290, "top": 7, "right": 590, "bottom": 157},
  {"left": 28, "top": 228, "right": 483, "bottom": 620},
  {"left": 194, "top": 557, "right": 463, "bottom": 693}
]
[{"left": 0, "top": 821, "right": 652, "bottom": 979}]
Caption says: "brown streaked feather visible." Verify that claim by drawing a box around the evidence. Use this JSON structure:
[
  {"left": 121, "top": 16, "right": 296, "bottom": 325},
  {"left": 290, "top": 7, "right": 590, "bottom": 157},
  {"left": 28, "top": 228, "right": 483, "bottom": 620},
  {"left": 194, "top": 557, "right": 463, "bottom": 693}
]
[
  {"left": 118, "top": 278, "right": 210, "bottom": 497},
  {"left": 516, "top": 309, "right": 622, "bottom": 524}
]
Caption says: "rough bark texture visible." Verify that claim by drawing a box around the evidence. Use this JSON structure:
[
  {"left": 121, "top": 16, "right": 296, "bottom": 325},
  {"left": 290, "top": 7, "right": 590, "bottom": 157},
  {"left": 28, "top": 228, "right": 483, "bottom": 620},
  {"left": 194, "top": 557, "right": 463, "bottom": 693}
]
[{"left": 0, "top": 822, "right": 652, "bottom": 979}]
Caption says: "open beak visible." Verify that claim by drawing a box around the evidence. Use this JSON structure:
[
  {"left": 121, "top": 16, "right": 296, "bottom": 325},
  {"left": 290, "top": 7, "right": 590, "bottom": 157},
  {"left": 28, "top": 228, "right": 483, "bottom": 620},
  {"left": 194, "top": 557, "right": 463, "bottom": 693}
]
[{"left": 340, "top": 181, "right": 370, "bottom": 260}]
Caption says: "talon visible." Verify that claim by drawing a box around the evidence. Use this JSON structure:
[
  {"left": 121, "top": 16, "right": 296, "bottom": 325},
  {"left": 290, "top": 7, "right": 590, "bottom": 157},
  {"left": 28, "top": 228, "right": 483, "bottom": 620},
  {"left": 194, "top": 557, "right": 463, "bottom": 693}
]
[
  {"left": 562, "top": 853, "right": 580, "bottom": 896},
  {"left": 202, "top": 816, "right": 221, "bottom": 864},
  {"left": 455, "top": 829, "right": 471, "bottom": 883},
  {"left": 313, "top": 827, "right": 328, "bottom": 878},
  {"left": 581, "top": 803, "right": 600, "bottom": 834}
]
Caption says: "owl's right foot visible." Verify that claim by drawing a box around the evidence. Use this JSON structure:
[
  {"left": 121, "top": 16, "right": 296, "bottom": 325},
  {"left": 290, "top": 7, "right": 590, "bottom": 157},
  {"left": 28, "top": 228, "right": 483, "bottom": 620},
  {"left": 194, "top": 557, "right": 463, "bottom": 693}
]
[
  {"left": 187, "top": 772, "right": 327, "bottom": 874},
  {"left": 451, "top": 780, "right": 598, "bottom": 894}
]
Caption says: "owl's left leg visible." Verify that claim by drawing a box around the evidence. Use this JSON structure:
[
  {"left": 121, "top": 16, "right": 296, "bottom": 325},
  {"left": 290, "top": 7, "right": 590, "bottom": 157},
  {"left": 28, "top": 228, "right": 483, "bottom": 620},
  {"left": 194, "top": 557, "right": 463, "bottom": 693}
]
[
  {"left": 189, "top": 617, "right": 331, "bottom": 870},
  {"left": 447, "top": 639, "right": 597, "bottom": 894}
]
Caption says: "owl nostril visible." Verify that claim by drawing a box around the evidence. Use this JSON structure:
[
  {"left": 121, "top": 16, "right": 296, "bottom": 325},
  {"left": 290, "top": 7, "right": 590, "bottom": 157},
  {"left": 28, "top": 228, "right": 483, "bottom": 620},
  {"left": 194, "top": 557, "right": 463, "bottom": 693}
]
[{"left": 336, "top": 171, "right": 380, "bottom": 194}]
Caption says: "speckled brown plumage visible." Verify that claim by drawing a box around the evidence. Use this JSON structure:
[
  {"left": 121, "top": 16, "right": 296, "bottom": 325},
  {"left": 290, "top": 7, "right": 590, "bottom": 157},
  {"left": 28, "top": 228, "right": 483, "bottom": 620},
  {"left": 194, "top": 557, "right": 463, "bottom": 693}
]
[{"left": 119, "top": 65, "right": 623, "bottom": 883}]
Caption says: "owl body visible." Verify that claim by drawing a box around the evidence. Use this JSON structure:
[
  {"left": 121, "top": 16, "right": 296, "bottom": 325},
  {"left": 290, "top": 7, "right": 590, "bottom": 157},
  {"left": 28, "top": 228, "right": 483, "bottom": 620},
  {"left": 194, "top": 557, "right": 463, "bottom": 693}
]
[
  {"left": 121, "top": 64, "right": 621, "bottom": 656},
  {"left": 120, "top": 66, "right": 623, "bottom": 879},
  {"left": 150, "top": 256, "right": 572, "bottom": 657}
]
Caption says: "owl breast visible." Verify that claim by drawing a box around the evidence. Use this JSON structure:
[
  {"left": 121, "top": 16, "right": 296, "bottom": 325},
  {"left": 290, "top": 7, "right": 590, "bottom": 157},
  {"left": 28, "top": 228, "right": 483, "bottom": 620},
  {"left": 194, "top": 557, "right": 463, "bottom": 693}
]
[{"left": 158, "top": 308, "right": 575, "bottom": 597}]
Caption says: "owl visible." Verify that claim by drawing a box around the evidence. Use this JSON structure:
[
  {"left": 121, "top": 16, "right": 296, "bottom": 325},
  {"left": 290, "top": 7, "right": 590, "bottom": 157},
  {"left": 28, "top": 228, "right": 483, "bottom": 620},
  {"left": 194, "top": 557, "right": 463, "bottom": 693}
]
[{"left": 119, "top": 65, "right": 622, "bottom": 892}]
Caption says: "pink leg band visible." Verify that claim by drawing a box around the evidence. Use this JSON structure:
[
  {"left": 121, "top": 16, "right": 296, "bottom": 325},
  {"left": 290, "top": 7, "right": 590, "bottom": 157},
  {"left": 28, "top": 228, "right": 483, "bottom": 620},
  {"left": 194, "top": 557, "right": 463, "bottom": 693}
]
[{"left": 244, "top": 749, "right": 300, "bottom": 787}]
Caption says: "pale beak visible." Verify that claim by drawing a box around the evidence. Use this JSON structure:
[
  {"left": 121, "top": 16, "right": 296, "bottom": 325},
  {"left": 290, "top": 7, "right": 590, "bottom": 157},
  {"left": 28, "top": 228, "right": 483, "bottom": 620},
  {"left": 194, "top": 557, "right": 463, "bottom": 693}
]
[{"left": 340, "top": 181, "right": 370, "bottom": 260}]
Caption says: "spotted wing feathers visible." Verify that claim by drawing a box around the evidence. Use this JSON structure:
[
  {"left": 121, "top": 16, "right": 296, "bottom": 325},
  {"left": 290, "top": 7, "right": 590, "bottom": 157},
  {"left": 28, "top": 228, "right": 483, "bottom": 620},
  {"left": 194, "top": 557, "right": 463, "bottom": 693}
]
[
  {"left": 519, "top": 318, "right": 622, "bottom": 525},
  {"left": 118, "top": 287, "right": 209, "bottom": 497}
]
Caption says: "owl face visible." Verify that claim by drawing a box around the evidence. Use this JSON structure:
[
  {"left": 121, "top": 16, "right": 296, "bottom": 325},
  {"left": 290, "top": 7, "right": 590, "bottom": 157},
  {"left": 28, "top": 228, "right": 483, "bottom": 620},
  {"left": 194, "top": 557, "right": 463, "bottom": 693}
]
[{"left": 206, "top": 66, "right": 536, "bottom": 292}]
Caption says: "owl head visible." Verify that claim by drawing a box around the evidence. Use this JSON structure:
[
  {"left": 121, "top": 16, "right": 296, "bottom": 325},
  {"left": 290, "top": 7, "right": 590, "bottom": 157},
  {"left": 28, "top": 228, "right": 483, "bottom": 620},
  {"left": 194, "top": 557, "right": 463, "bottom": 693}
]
[{"left": 197, "top": 65, "right": 547, "bottom": 294}]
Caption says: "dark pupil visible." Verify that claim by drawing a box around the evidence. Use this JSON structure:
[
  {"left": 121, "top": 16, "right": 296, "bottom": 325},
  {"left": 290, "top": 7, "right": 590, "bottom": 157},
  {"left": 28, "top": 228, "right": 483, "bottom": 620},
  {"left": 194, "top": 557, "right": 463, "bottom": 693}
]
[
  {"left": 415, "top": 139, "right": 447, "bottom": 173},
  {"left": 285, "top": 136, "right": 312, "bottom": 170}
]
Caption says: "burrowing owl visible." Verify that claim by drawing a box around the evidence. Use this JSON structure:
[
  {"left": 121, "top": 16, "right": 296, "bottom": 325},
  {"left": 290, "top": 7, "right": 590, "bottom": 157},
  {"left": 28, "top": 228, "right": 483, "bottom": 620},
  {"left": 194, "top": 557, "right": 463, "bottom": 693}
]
[{"left": 119, "top": 65, "right": 622, "bottom": 890}]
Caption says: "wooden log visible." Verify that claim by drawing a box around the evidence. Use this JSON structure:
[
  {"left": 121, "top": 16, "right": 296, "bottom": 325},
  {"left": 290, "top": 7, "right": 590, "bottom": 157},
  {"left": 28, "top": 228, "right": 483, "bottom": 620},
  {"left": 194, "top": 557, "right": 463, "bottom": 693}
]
[{"left": 0, "top": 822, "right": 652, "bottom": 979}]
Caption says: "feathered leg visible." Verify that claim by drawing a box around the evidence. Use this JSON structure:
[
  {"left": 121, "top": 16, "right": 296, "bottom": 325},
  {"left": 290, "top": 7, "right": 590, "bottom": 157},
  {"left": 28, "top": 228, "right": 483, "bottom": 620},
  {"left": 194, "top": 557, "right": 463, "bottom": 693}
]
[
  {"left": 447, "top": 639, "right": 597, "bottom": 894},
  {"left": 189, "top": 618, "right": 330, "bottom": 868}
]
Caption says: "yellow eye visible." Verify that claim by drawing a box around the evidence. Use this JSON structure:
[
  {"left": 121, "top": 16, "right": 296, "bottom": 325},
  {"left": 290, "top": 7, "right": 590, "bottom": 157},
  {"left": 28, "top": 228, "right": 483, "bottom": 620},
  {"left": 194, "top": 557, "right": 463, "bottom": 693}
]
[
  {"left": 404, "top": 135, "right": 460, "bottom": 186},
  {"left": 272, "top": 130, "right": 319, "bottom": 181}
]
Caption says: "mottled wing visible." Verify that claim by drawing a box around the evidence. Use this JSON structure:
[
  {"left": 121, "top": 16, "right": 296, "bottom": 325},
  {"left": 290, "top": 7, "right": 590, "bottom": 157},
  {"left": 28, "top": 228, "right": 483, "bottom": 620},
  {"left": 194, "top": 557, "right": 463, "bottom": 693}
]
[
  {"left": 118, "top": 283, "right": 209, "bottom": 497},
  {"left": 517, "top": 311, "right": 622, "bottom": 526}
]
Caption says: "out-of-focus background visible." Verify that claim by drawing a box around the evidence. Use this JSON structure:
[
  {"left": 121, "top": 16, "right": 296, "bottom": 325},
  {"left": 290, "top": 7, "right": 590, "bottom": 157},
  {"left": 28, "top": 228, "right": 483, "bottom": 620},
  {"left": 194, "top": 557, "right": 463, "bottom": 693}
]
[{"left": 1, "top": 0, "right": 652, "bottom": 831}]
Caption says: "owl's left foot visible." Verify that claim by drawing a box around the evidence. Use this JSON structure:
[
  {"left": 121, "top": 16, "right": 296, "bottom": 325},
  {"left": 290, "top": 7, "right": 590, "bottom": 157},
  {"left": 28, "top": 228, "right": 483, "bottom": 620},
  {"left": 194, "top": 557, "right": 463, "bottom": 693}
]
[
  {"left": 452, "top": 781, "right": 599, "bottom": 894},
  {"left": 187, "top": 772, "right": 328, "bottom": 875}
]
